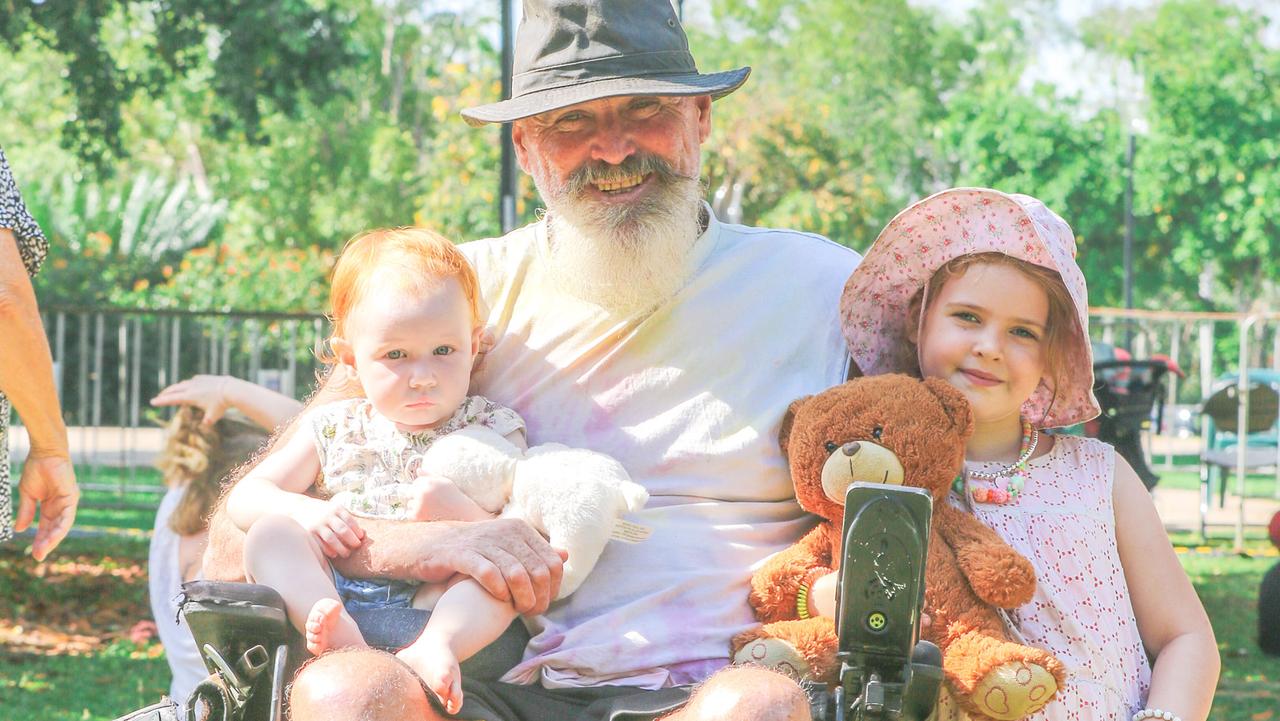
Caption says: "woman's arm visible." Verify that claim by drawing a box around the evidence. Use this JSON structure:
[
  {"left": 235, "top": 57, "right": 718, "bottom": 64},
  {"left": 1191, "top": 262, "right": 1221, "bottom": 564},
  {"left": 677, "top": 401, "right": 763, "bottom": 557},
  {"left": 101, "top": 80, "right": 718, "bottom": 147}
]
[
  {"left": 1115, "top": 455, "right": 1219, "bottom": 721},
  {"left": 152, "top": 374, "right": 303, "bottom": 431},
  {"left": 0, "top": 229, "right": 78, "bottom": 560}
]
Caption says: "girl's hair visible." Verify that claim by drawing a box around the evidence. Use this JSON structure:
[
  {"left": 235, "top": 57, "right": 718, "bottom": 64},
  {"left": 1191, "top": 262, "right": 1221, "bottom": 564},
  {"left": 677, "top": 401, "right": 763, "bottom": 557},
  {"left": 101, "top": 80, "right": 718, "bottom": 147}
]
[
  {"left": 908, "top": 252, "right": 1078, "bottom": 414},
  {"left": 156, "top": 407, "right": 270, "bottom": 536},
  {"left": 318, "top": 227, "right": 481, "bottom": 365}
]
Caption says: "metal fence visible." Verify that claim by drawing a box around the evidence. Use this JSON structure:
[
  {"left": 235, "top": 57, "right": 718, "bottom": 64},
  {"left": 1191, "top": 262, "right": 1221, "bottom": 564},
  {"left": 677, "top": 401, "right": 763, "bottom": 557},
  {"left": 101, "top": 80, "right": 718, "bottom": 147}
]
[
  {"left": 1089, "top": 308, "right": 1280, "bottom": 550},
  {"left": 10, "top": 307, "right": 327, "bottom": 504},
  {"left": 8, "top": 305, "right": 1280, "bottom": 543}
]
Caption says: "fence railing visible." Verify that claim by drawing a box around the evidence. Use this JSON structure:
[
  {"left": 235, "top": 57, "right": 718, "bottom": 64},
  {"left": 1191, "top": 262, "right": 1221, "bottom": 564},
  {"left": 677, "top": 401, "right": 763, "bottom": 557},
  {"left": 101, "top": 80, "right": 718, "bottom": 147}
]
[
  {"left": 1089, "top": 308, "right": 1280, "bottom": 550},
  {"left": 7, "top": 305, "right": 1280, "bottom": 544},
  {"left": 9, "top": 307, "right": 327, "bottom": 505}
]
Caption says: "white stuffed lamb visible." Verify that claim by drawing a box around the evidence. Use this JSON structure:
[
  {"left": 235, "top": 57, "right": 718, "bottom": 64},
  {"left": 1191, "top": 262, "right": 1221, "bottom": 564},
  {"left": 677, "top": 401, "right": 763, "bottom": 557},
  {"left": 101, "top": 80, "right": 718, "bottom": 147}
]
[{"left": 415, "top": 425, "right": 648, "bottom": 598}]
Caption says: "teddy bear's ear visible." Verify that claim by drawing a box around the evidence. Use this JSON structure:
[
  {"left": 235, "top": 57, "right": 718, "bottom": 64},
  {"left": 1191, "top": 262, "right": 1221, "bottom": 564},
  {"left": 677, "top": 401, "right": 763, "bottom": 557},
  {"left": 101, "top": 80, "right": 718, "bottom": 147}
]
[
  {"left": 923, "top": 377, "right": 974, "bottom": 436},
  {"left": 778, "top": 396, "right": 811, "bottom": 457}
]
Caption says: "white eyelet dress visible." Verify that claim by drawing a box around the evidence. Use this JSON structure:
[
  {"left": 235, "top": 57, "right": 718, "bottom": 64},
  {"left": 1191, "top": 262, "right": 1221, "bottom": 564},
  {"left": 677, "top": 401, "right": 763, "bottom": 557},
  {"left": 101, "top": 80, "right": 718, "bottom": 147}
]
[
  {"left": 0, "top": 146, "right": 50, "bottom": 544},
  {"left": 935, "top": 434, "right": 1152, "bottom": 720}
]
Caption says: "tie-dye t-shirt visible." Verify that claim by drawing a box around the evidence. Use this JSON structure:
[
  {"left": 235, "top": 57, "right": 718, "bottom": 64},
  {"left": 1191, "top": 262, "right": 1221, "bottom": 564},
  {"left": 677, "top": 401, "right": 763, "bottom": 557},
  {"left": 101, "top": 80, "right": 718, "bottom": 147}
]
[{"left": 462, "top": 206, "right": 859, "bottom": 688}]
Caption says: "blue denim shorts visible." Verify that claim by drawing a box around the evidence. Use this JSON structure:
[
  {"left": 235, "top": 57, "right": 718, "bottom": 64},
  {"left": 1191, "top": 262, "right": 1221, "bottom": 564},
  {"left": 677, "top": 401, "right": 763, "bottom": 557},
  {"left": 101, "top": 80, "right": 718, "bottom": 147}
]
[{"left": 331, "top": 569, "right": 420, "bottom": 612}]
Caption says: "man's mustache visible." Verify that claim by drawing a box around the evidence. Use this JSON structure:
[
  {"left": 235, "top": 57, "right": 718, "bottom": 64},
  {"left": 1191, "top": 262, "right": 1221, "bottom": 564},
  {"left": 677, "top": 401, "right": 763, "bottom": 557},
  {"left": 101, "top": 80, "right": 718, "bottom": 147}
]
[{"left": 563, "top": 155, "right": 694, "bottom": 196}]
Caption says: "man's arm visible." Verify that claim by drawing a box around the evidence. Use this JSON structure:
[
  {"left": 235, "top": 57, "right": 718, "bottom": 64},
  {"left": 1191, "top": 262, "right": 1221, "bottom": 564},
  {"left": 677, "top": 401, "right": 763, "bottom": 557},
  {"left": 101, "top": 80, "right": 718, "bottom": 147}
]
[
  {"left": 203, "top": 366, "right": 566, "bottom": 614},
  {"left": 205, "top": 497, "right": 565, "bottom": 614}
]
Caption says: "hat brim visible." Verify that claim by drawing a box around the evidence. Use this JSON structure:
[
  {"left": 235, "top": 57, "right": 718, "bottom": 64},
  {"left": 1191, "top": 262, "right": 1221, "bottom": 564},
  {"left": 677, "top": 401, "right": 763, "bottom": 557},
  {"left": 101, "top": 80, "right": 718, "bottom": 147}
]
[
  {"left": 460, "top": 67, "right": 750, "bottom": 126},
  {"left": 840, "top": 187, "right": 1100, "bottom": 429}
]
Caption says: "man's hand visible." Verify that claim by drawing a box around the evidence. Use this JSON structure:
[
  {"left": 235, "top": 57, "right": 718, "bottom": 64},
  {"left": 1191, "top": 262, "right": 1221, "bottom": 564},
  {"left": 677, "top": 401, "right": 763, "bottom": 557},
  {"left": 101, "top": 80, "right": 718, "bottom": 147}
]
[
  {"left": 415, "top": 518, "right": 567, "bottom": 615},
  {"left": 15, "top": 453, "right": 79, "bottom": 561}
]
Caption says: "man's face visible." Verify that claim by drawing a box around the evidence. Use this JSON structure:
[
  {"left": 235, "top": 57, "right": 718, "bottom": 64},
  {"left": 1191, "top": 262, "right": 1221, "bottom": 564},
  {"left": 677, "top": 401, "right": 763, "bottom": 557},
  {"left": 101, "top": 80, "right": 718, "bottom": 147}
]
[
  {"left": 512, "top": 94, "right": 712, "bottom": 218},
  {"left": 511, "top": 94, "right": 713, "bottom": 313}
]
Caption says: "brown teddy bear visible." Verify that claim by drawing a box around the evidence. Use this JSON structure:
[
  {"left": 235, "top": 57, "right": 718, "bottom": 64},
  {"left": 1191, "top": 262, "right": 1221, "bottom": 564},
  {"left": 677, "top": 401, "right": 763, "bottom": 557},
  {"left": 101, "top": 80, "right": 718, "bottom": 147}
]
[{"left": 731, "top": 374, "right": 1065, "bottom": 721}]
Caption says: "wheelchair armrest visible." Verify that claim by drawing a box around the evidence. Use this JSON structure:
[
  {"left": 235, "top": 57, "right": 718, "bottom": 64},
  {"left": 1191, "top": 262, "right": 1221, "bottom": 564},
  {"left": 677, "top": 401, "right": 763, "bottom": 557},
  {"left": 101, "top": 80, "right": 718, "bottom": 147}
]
[
  {"left": 180, "top": 581, "right": 529, "bottom": 681},
  {"left": 181, "top": 581, "right": 294, "bottom": 660}
]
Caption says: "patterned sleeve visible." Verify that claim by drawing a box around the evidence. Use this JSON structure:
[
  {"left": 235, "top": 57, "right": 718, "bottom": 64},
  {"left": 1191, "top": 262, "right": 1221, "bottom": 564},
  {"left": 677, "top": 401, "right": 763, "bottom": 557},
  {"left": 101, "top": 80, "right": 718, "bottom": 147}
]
[
  {"left": 463, "top": 395, "right": 527, "bottom": 440},
  {"left": 306, "top": 400, "right": 352, "bottom": 472},
  {"left": 0, "top": 146, "right": 49, "bottom": 277}
]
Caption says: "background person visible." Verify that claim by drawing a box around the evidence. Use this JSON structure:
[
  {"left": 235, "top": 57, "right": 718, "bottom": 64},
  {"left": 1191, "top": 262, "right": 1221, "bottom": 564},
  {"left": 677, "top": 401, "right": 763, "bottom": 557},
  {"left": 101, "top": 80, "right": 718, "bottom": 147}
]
[
  {"left": 149, "top": 405, "right": 270, "bottom": 705},
  {"left": 151, "top": 373, "right": 303, "bottom": 432},
  {"left": 0, "top": 145, "right": 78, "bottom": 561}
]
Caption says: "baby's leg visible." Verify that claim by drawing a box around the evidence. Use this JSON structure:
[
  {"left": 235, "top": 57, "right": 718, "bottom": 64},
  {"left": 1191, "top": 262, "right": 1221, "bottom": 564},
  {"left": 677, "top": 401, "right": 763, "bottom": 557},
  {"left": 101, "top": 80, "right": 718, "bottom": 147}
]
[
  {"left": 407, "top": 476, "right": 494, "bottom": 522},
  {"left": 396, "top": 579, "right": 518, "bottom": 715},
  {"left": 243, "top": 514, "right": 367, "bottom": 655}
]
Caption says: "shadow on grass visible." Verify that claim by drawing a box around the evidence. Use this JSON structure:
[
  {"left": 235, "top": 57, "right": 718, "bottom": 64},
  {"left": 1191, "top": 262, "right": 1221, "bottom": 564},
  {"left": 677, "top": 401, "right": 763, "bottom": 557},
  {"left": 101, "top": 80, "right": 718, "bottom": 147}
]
[
  {"left": 0, "top": 650, "right": 169, "bottom": 721},
  {"left": 1183, "top": 553, "right": 1280, "bottom": 719}
]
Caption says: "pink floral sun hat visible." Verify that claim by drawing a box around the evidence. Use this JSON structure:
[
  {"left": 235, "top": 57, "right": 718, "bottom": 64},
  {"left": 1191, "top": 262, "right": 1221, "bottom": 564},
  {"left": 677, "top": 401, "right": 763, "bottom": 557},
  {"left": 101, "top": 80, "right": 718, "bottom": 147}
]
[{"left": 840, "top": 187, "right": 1099, "bottom": 429}]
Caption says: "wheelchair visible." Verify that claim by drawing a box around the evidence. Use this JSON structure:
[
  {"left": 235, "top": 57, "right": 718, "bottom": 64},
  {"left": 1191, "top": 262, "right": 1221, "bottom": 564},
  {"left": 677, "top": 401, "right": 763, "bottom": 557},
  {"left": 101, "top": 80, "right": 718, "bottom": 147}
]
[
  {"left": 114, "top": 485, "right": 941, "bottom": 721},
  {"left": 1091, "top": 359, "right": 1176, "bottom": 490}
]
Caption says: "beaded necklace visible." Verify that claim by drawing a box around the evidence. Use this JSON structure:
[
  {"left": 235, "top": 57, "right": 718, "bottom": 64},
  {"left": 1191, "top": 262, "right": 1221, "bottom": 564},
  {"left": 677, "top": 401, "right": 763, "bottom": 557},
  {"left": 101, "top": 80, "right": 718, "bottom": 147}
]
[{"left": 951, "top": 419, "right": 1037, "bottom": 505}]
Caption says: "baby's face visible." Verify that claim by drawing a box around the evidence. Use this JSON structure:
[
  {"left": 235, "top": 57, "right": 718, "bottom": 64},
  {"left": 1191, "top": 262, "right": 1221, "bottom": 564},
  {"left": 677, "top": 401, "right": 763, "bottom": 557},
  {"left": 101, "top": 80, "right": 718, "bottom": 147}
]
[{"left": 343, "top": 277, "right": 479, "bottom": 432}]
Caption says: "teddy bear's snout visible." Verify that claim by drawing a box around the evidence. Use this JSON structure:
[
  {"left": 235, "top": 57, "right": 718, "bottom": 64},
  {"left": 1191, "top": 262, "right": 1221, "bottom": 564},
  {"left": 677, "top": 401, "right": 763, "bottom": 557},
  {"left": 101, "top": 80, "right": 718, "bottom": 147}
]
[{"left": 820, "top": 440, "right": 906, "bottom": 503}]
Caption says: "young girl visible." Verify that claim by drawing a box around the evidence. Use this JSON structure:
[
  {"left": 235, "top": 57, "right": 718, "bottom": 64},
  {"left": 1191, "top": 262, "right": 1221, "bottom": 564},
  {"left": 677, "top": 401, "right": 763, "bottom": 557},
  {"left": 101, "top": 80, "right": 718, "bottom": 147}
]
[
  {"left": 225, "top": 227, "right": 531, "bottom": 715},
  {"left": 150, "top": 406, "right": 269, "bottom": 706},
  {"left": 839, "top": 188, "right": 1219, "bottom": 721}
]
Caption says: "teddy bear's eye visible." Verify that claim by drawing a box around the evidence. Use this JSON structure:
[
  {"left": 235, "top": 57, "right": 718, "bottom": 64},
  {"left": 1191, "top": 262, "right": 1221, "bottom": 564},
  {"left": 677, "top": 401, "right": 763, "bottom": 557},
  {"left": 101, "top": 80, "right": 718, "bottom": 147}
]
[
  {"left": 824, "top": 441, "right": 838, "bottom": 453},
  {"left": 872, "top": 426, "right": 884, "bottom": 441}
]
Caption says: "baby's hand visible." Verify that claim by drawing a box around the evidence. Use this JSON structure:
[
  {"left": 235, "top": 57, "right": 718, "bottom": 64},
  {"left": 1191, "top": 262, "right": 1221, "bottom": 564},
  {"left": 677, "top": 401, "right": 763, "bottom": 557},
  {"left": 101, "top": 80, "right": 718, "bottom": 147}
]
[{"left": 296, "top": 499, "right": 365, "bottom": 558}]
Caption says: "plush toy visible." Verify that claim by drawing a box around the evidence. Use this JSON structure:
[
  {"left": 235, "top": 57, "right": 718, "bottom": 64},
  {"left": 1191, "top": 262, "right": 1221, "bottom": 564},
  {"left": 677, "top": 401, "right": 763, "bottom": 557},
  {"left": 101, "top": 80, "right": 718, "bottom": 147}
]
[
  {"left": 731, "top": 374, "right": 1065, "bottom": 721},
  {"left": 339, "top": 425, "right": 649, "bottom": 598}
]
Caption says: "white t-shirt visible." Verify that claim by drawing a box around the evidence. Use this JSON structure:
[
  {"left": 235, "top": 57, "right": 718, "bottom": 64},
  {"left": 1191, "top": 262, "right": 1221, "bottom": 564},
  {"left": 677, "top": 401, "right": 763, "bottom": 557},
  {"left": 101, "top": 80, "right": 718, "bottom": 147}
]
[
  {"left": 149, "top": 485, "right": 207, "bottom": 706},
  {"left": 462, "top": 207, "right": 859, "bottom": 688}
]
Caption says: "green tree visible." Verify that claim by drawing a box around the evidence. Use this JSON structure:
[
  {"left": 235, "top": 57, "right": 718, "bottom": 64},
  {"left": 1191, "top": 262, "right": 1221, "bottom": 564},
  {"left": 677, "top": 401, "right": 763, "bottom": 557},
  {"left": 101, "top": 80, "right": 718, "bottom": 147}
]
[
  {"left": 693, "top": 0, "right": 971, "bottom": 250},
  {"left": 1084, "top": 0, "right": 1280, "bottom": 311},
  {"left": 0, "top": 0, "right": 357, "bottom": 170},
  {"left": 932, "top": 6, "right": 1130, "bottom": 306}
]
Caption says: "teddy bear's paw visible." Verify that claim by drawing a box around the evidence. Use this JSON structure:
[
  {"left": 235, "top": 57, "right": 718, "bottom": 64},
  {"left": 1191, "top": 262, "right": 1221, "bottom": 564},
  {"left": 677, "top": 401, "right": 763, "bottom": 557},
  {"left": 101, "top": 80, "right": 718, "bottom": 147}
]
[
  {"left": 970, "top": 660, "right": 1057, "bottom": 720},
  {"left": 732, "top": 638, "right": 812, "bottom": 680}
]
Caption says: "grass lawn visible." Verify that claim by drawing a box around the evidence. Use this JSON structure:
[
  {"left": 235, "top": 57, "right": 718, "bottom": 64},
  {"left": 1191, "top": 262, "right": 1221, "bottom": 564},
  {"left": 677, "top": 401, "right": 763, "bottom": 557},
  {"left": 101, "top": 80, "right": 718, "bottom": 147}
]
[
  {"left": 1, "top": 535, "right": 169, "bottom": 721},
  {"left": 3, "top": 468, "right": 1279, "bottom": 719},
  {"left": 10, "top": 463, "right": 164, "bottom": 531},
  {"left": 4, "top": 536, "right": 1279, "bottom": 719},
  {"left": 1180, "top": 545, "right": 1280, "bottom": 720},
  {"left": 1155, "top": 464, "right": 1279, "bottom": 499}
]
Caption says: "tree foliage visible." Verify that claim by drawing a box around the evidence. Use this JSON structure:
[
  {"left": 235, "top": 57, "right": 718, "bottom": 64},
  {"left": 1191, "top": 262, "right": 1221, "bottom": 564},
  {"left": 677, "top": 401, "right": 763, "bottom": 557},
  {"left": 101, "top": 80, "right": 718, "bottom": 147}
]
[
  {"left": 1084, "top": 0, "right": 1280, "bottom": 311},
  {"left": 0, "top": 0, "right": 357, "bottom": 170},
  {"left": 2, "top": 0, "right": 1278, "bottom": 315}
]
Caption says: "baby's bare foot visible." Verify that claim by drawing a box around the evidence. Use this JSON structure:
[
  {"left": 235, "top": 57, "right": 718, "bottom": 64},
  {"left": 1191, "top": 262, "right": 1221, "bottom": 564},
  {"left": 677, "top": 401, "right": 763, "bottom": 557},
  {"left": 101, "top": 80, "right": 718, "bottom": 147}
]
[
  {"left": 397, "top": 637, "right": 463, "bottom": 715},
  {"left": 305, "top": 598, "right": 350, "bottom": 656}
]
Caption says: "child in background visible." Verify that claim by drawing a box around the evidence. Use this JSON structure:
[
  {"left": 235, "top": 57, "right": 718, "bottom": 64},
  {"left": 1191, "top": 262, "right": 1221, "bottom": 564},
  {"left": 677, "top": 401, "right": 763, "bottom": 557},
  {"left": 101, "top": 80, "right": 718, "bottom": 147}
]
[
  {"left": 839, "top": 188, "right": 1219, "bottom": 720},
  {"left": 225, "top": 228, "right": 534, "bottom": 715},
  {"left": 1259, "top": 511, "right": 1280, "bottom": 656},
  {"left": 150, "top": 406, "right": 269, "bottom": 706}
]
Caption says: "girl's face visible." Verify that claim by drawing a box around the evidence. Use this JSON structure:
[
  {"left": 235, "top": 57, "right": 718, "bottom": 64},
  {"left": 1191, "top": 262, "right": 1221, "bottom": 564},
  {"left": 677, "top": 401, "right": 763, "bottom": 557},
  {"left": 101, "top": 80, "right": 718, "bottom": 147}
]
[
  {"left": 915, "top": 263, "right": 1049, "bottom": 428},
  {"left": 337, "top": 277, "right": 480, "bottom": 432}
]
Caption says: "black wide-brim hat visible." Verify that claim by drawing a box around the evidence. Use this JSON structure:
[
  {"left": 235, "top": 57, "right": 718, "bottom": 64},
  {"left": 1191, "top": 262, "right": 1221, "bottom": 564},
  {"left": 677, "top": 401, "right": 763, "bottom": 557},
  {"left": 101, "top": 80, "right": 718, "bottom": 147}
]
[{"left": 462, "top": 0, "right": 750, "bottom": 126}]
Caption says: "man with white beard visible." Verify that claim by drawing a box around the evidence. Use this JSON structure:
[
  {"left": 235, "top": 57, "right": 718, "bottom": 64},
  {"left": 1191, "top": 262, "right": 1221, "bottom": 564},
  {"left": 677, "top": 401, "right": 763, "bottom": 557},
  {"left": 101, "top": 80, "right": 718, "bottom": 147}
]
[{"left": 219, "top": 2, "right": 861, "bottom": 719}]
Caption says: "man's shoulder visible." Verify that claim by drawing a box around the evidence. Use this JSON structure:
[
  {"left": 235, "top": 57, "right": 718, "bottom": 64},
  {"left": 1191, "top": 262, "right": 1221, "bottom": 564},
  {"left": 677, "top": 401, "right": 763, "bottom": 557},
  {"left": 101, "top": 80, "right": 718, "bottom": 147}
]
[
  {"left": 715, "top": 219, "right": 862, "bottom": 272},
  {"left": 459, "top": 222, "right": 538, "bottom": 262}
]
